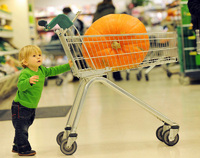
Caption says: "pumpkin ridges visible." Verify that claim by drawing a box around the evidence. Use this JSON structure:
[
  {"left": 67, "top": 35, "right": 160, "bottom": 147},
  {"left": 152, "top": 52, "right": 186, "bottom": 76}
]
[
  {"left": 84, "top": 45, "right": 146, "bottom": 70},
  {"left": 84, "top": 14, "right": 149, "bottom": 51},
  {"left": 133, "top": 40, "right": 150, "bottom": 51},
  {"left": 91, "top": 16, "right": 111, "bottom": 35},
  {"left": 118, "top": 34, "right": 150, "bottom": 51},
  {"left": 116, "top": 14, "right": 126, "bottom": 34},
  {"left": 119, "top": 15, "right": 139, "bottom": 33},
  {"left": 85, "top": 48, "right": 119, "bottom": 69},
  {"left": 119, "top": 46, "right": 144, "bottom": 69},
  {"left": 83, "top": 30, "right": 107, "bottom": 57},
  {"left": 94, "top": 14, "right": 120, "bottom": 35},
  {"left": 116, "top": 15, "right": 149, "bottom": 51},
  {"left": 120, "top": 15, "right": 149, "bottom": 50},
  {"left": 117, "top": 15, "right": 143, "bottom": 34},
  {"left": 83, "top": 14, "right": 150, "bottom": 70},
  {"left": 104, "top": 15, "right": 114, "bottom": 34},
  {"left": 109, "top": 14, "right": 120, "bottom": 34},
  {"left": 128, "top": 20, "right": 146, "bottom": 33}
]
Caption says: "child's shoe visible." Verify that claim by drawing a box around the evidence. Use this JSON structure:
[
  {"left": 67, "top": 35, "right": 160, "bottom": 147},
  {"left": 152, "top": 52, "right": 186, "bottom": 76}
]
[
  {"left": 18, "top": 150, "right": 36, "bottom": 156},
  {"left": 12, "top": 145, "right": 18, "bottom": 153}
]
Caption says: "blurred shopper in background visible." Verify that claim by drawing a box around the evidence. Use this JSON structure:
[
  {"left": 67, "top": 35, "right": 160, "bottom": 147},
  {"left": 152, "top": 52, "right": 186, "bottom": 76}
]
[
  {"left": 63, "top": 7, "right": 85, "bottom": 35},
  {"left": 93, "top": 0, "right": 115, "bottom": 23},
  {"left": 51, "top": 7, "right": 84, "bottom": 41},
  {"left": 187, "top": 0, "right": 200, "bottom": 31},
  {"left": 51, "top": 7, "right": 85, "bottom": 82},
  {"left": 93, "top": 0, "right": 123, "bottom": 81}
]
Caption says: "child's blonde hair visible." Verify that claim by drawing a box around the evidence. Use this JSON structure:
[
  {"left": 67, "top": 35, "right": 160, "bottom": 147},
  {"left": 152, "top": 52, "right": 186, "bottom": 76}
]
[{"left": 19, "top": 45, "right": 42, "bottom": 68}]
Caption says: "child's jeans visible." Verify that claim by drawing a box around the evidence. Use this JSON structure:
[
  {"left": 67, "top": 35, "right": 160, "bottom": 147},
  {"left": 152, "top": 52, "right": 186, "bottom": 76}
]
[{"left": 11, "top": 101, "right": 35, "bottom": 152}]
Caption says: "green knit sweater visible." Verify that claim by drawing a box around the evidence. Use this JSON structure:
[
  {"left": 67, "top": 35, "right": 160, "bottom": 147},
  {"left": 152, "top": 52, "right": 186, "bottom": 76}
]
[{"left": 14, "top": 64, "right": 71, "bottom": 108}]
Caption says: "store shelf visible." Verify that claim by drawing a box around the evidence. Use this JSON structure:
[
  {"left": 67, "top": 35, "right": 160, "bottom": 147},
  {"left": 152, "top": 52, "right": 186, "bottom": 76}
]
[
  {"left": 145, "top": 8, "right": 166, "bottom": 12},
  {"left": 183, "top": 47, "right": 196, "bottom": 51},
  {"left": 184, "top": 69, "right": 200, "bottom": 79},
  {"left": 180, "top": 1, "right": 188, "bottom": 5},
  {"left": 0, "top": 30, "right": 13, "bottom": 38},
  {"left": 166, "top": 0, "right": 179, "bottom": 8},
  {"left": 0, "top": 49, "right": 18, "bottom": 56},
  {"left": 0, "top": 9, "right": 12, "bottom": 20},
  {"left": 182, "top": 24, "right": 193, "bottom": 27},
  {"left": 0, "top": 70, "right": 21, "bottom": 99},
  {"left": 0, "top": 70, "right": 20, "bottom": 82},
  {"left": 0, "top": 7, "right": 13, "bottom": 38}
]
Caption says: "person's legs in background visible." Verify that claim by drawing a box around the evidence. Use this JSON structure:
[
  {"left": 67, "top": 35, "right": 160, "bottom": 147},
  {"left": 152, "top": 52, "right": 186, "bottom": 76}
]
[{"left": 113, "top": 71, "right": 123, "bottom": 81}]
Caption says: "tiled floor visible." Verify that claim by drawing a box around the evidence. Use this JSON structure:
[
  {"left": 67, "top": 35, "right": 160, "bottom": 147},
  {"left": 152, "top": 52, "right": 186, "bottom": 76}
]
[{"left": 1, "top": 66, "right": 200, "bottom": 158}]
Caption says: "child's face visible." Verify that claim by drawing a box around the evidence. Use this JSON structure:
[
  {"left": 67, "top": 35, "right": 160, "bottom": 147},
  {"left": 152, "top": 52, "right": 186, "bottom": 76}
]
[{"left": 24, "top": 52, "right": 43, "bottom": 71}]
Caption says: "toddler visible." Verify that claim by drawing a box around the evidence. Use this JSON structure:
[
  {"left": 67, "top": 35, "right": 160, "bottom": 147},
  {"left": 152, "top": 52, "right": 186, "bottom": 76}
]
[{"left": 11, "top": 45, "right": 72, "bottom": 156}]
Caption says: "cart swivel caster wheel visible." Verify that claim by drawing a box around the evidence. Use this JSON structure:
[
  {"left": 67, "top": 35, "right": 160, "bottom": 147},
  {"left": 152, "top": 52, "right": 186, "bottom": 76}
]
[
  {"left": 163, "top": 129, "right": 179, "bottom": 146},
  {"left": 56, "top": 131, "right": 64, "bottom": 145},
  {"left": 167, "top": 71, "right": 172, "bottom": 78},
  {"left": 56, "top": 78, "right": 63, "bottom": 86},
  {"left": 136, "top": 73, "right": 141, "bottom": 81},
  {"left": 126, "top": 73, "right": 130, "bottom": 80},
  {"left": 145, "top": 74, "right": 149, "bottom": 81},
  {"left": 156, "top": 126, "right": 163, "bottom": 142},
  {"left": 60, "top": 139, "right": 77, "bottom": 155}
]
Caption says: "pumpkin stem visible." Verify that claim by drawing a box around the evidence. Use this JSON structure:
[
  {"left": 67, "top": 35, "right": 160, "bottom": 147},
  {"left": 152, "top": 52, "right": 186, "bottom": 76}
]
[{"left": 111, "top": 41, "right": 121, "bottom": 49}]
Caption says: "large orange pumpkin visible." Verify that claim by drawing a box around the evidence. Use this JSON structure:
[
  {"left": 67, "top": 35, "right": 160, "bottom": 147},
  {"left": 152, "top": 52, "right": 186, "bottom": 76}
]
[{"left": 82, "top": 14, "right": 150, "bottom": 71}]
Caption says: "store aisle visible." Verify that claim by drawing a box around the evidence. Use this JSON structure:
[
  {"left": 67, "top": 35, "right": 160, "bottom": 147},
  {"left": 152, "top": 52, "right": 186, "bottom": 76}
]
[{"left": 0, "top": 67, "right": 200, "bottom": 158}]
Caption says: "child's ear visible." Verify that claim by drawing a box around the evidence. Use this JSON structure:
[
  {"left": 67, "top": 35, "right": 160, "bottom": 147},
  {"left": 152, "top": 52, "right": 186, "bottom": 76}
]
[{"left": 22, "top": 59, "right": 28, "bottom": 66}]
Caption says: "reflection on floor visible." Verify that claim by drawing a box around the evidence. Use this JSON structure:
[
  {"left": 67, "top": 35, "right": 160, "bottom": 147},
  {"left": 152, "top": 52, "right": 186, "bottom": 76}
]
[
  {"left": 0, "top": 106, "right": 71, "bottom": 121},
  {"left": 0, "top": 66, "right": 200, "bottom": 158}
]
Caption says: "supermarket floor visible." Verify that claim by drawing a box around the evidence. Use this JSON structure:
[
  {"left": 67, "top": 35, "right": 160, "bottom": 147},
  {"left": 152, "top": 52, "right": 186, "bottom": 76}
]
[{"left": 1, "top": 66, "right": 200, "bottom": 158}]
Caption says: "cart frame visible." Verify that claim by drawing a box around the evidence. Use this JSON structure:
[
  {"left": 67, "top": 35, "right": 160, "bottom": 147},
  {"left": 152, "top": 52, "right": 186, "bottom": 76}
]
[
  {"left": 56, "top": 29, "right": 179, "bottom": 155},
  {"left": 39, "top": 13, "right": 180, "bottom": 155}
]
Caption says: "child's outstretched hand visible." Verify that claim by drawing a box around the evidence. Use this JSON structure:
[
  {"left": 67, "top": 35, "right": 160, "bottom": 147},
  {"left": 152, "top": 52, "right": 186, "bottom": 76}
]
[
  {"left": 69, "top": 59, "right": 73, "bottom": 67},
  {"left": 30, "top": 75, "right": 39, "bottom": 84}
]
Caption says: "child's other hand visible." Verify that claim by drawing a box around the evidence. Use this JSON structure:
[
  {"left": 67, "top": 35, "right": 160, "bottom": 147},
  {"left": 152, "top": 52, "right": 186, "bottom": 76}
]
[
  {"left": 69, "top": 59, "right": 73, "bottom": 67},
  {"left": 30, "top": 75, "right": 39, "bottom": 84}
]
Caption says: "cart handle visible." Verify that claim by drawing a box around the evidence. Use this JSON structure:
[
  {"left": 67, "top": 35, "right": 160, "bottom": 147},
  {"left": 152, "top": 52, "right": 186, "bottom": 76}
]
[{"left": 38, "top": 14, "right": 73, "bottom": 31}]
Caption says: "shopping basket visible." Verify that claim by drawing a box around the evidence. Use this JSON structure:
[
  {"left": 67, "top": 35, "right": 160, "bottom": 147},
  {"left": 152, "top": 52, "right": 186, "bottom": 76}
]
[{"left": 39, "top": 13, "right": 180, "bottom": 155}]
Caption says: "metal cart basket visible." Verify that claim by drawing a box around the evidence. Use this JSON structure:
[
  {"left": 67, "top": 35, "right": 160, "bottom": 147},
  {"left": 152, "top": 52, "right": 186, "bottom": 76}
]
[{"left": 39, "top": 13, "right": 180, "bottom": 155}]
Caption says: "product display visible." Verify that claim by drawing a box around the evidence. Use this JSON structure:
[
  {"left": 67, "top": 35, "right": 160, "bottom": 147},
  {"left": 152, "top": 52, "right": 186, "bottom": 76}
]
[
  {"left": 0, "top": 4, "right": 20, "bottom": 99},
  {"left": 178, "top": 0, "right": 200, "bottom": 84},
  {"left": 0, "top": 38, "right": 21, "bottom": 77},
  {"left": 0, "top": 4, "right": 10, "bottom": 13}
]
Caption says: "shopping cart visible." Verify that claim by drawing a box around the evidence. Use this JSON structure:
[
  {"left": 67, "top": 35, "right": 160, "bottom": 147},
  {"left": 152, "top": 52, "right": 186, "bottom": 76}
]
[
  {"left": 39, "top": 13, "right": 180, "bottom": 155},
  {"left": 126, "top": 35, "right": 179, "bottom": 81}
]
